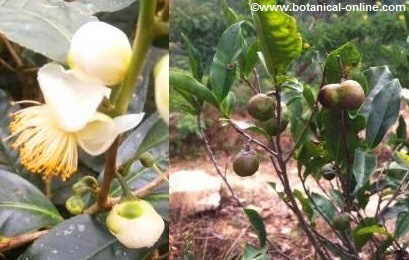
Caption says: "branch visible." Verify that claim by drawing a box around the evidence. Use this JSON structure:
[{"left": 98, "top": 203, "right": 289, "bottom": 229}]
[{"left": 85, "top": 171, "right": 169, "bottom": 215}]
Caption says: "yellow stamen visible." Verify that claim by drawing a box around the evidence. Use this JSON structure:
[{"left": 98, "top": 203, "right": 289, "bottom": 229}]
[{"left": 9, "top": 105, "right": 78, "bottom": 180}]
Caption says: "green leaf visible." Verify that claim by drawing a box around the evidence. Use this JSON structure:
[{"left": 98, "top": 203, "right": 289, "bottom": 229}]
[
  {"left": 353, "top": 218, "right": 385, "bottom": 250},
  {"left": 221, "top": 0, "right": 240, "bottom": 26},
  {"left": 244, "top": 209, "right": 267, "bottom": 247},
  {"left": 135, "top": 118, "right": 169, "bottom": 158},
  {"left": 365, "top": 78, "right": 401, "bottom": 148},
  {"left": 209, "top": 22, "right": 244, "bottom": 101},
  {"left": 20, "top": 215, "right": 159, "bottom": 259},
  {"left": 241, "top": 245, "right": 268, "bottom": 260},
  {"left": 219, "top": 91, "right": 236, "bottom": 117},
  {"left": 0, "top": 170, "right": 62, "bottom": 237},
  {"left": 397, "top": 116, "right": 407, "bottom": 141},
  {"left": 239, "top": 40, "right": 259, "bottom": 78},
  {"left": 181, "top": 33, "right": 203, "bottom": 81},
  {"left": 395, "top": 212, "right": 409, "bottom": 238},
  {"left": 0, "top": 0, "right": 97, "bottom": 62},
  {"left": 311, "top": 193, "right": 337, "bottom": 223},
  {"left": 251, "top": 0, "right": 302, "bottom": 75},
  {"left": 170, "top": 71, "right": 219, "bottom": 107},
  {"left": 323, "top": 42, "right": 361, "bottom": 84},
  {"left": 73, "top": 0, "right": 136, "bottom": 13},
  {"left": 352, "top": 149, "right": 377, "bottom": 193},
  {"left": 293, "top": 190, "right": 314, "bottom": 221}
]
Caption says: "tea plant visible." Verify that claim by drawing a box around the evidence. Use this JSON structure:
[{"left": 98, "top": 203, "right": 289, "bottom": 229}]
[{"left": 171, "top": 0, "right": 409, "bottom": 259}]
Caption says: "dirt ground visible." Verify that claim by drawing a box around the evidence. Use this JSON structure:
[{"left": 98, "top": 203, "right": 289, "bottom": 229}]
[{"left": 169, "top": 155, "right": 332, "bottom": 260}]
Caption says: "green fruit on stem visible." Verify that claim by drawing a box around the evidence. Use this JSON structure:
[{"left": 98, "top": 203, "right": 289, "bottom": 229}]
[
  {"left": 139, "top": 152, "right": 155, "bottom": 168},
  {"left": 321, "top": 164, "right": 336, "bottom": 181},
  {"left": 319, "top": 80, "right": 365, "bottom": 110},
  {"left": 233, "top": 150, "right": 259, "bottom": 177},
  {"left": 318, "top": 84, "right": 340, "bottom": 109},
  {"left": 332, "top": 213, "right": 351, "bottom": 231},
  {"left": 338, "top": 80, "right": 365, "bottom": 110},
  {"left": 247, "top": 94, "right": 276, "bottom": 121}
]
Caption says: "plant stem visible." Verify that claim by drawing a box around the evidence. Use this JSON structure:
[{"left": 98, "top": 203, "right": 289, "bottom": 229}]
[
  {"left": 97, "top": 138, "right": 120, "bottom": 209},
  {"left": 113, "top": 0, "right": 157, "bottom": 116},
  {"left": 97, "top": 0, "right": 157, "bottom": 210}
]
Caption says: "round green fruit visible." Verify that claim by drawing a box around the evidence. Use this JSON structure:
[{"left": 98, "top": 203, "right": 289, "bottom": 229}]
[
  {"left": 319, "top": 80, "right": 365, "bottom": 110},
  {"left": 318, "top": 84, "right": 341, "bottom": 109},
  {"left": 233, "top": 150, "right": 259, "bottom": 177},
  {"left": 337, "top": 80, "right": 365, "bottom": 110},
  {"left": 321, "top": 164, "right": 336, "bottom": 181},
  {"left": 257, "top": 112, "right": 289, "bottom": 136},
  {"left": 247, "top": 94, "right": 276, "bottom": 121}
]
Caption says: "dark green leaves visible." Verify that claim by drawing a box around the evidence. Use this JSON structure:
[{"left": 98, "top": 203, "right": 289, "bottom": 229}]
[
  {"left": 170, "top": 70, "right": 219, "bottom": 109},
  {"left": 181, "top": 33, "right": 203, "bottom": 81},
  {"left": 310, "top": 193, "right": 337, "bottom": 223},
  {"left": 395, "top": 212, "right": 409, "bottom": 238},
  {"left": 0, "top": 0, "right": 97, "bottom": 62},
  {"left": 0, "top": 171, "right": 62, "bottom": 237},
  {"left": 366, "top": 81, "right": 401, "bottom": 147},
  {"left": 20, "top": 215, "right": 153, "bottom": 260},
  {"left": 352, "top": 149, "right": 377, "bottom": 193},
  {"left": 244, "top": 208, "right": 267, "bottom": 247},
  {"left": 209, "top": 22, "right": 244, "bottom": 101},
  {"left": 323, "top": 42, "right": 361, "bottom": 84},
  {"left": 241, "top": 245, "right": 268, "bottom": 260},
  {"left": 352, "top": 218, "right": 386, "bottom": 250},
  {"left": 251, "top": 0, "right": 302, "bottom": 75}
]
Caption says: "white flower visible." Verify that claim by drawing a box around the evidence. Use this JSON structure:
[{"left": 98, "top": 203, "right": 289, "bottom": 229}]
[
  {"left": 106, "top": 200, "right": 165, "bottom": 249},
  {"left": 154, "top": 54, "right": 169, "bottom": 124},
  {"left": 9, "top": 63, "right": 143, "bottom": 180},
  {"left": 67, "top": 21, "right": 132, "bottom": 86}
]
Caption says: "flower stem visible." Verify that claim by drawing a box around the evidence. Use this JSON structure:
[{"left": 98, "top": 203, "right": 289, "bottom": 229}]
[
  {"left": 97, "top": 0, "right": 158, "bottom": 210},
  {"left": 113, "top": 0, "right": 157, "bottom": 116}
]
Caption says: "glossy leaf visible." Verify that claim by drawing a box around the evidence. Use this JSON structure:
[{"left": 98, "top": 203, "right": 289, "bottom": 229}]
[
  {"left": 311, "top": 193, "right": 337, "bottom": 223},
  {"left": 323, "top": 42, "right": 361, "bottom": 84},
  {"left": 20, "top": 215, "right": 156, "bottom": 260},
  {"left": 251, "top": 0, "right": 302, "bottom": 75},
  {"left": 365, "top": 78, "right": 401, "bottom": 148},
  {"left": 209, "top": 22, "right": 244, "bottom": 101},
  {"left": 239, "top": 40, "right": 259, "bottom": 78},
  {"left": 352, "top": 149, "right": 377, "bottom": 193},
  {"left": 170, "top": 71, "right": 219, "bottom": 107},
  {"left": 221, "top": 0, "right": 240, "bottom": 26},
  {"left": 244, "top": 209, "right": 267, "bottom": 247},
  {"left": 293, "top": 190, "right": 314, "bottom": 221},
  {"left": 181, "top": 33, "right": 203, "bottom": 81},
  {"left": 0, "top": 0, "right": 98, "bottom": 62},
  {"left": 353, "top": 218, "right": 386, "bottom": 250},
  {"left": 0, "top": 170, "right": 63, "bottom": 237},
  {"left": 395, "top": 212, "right": 409, "bottom": 238}
]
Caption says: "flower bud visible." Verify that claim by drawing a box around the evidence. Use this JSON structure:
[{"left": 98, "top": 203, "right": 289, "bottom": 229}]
[
  {"left": 154, "top": 54, "right": 169, "bottom": 124},
  {"left": 67, "top": 22, "right": 132, "bottom": 86},
  {"left": 139, "top": 152, "right": 155, "bottom": 168},
  {"left": 66, "top": 195, "right": 85, "bottom": 215},
  {"left": 106, "top": 200, "right": 165, "bottom": 249}
]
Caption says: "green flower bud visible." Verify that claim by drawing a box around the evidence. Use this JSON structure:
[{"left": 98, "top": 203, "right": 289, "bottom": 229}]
[
  {"left": 66, "top": 195, "right": 85, "bottom": 215},
  {"left": 139, "top": 152, "right": 155, "bottom": 168}
]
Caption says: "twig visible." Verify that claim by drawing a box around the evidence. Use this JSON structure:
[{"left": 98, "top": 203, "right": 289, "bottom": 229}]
[
  {"left": 197, "top": 114, "right": 243, "bottom": 208},
  {"left": 229, "top": 119, "right": 277, "bottom": 156},
  {"left": 0, "top": 34, "right": 23, "bottom": 67},
  {"left": 84, "top": 171, "right": 169, "bottom": 214},
  {"left": 97, "top": 138, "right": 120, "bottom": 210},
  {"left": 0, "top": 230, "right": 48, "bottom": 252}
]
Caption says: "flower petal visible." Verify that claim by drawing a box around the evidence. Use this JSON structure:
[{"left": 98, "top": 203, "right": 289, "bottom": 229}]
[
  {"left": 114, "top": 113, "right": 145, "bottom": 134},
  {"left": 38, "top": 63, "right": 111, "bottom": 132},
  {"left": 75, "top": 113, "right": 117, "bottom": 156}
]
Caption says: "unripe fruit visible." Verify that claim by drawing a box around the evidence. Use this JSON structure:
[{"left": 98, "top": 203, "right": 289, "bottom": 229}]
[
  {"left": 332, "top": 213, "right": 351, "bottom": 231},
  {"left": 154, "top": 54, "right": 169, "bottom": 125},
  {"left": 233, "top": 150, "right": 259, "bottom": 177},
  {"left": 337, "top": 80, "right": 365, "bottom": 110},
  {"left": 247, "top": 94, "right": 276, "bottom": 121},
  {"left": 139, "top": 152, "right": 155, "bottom": 168},
  {"left": 321, "top": 164, "right": 336, "bottom": 181},
  {"left": 319, "top": 80, "right": 365, "bottom": 110},
  {"left": 65, "top": 195, "right": 85, "bottom": 215},
  {"left": 318, "top": 84, "right": 340, "bottom": 109},
  {"left": 257, "top": 110, "right": 289, "bottom": 136}
]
